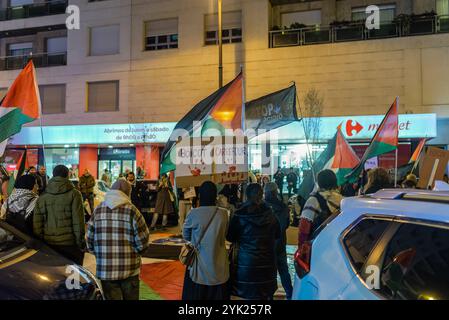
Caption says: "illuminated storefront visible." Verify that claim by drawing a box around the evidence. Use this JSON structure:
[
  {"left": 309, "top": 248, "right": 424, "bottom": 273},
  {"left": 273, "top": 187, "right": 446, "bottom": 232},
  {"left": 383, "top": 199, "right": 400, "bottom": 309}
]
[
  {"left": 6, "top": 122, "right": 177, "bottom": 179},
  {"left": 249, "top": 113, "right": 438, "bottom": 175}
]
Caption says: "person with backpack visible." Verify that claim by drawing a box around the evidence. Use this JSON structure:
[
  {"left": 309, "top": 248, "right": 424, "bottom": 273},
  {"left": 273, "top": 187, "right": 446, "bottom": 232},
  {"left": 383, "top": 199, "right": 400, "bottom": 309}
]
[
  {"left": 182, "top": 181, "right": 230, "bottom": 300},
  {"left": 296, "top": 170, "right": 343, "bottom": 264},
  {"left": 0, "top": 175, "right": 38, "bottom": 235}
]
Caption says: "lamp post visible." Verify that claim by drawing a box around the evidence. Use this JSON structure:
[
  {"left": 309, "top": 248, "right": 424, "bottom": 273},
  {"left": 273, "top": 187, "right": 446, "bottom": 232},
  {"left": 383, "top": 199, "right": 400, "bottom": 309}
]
[{"left": 218, "top": 0, "right": 223, "bottom": 88}]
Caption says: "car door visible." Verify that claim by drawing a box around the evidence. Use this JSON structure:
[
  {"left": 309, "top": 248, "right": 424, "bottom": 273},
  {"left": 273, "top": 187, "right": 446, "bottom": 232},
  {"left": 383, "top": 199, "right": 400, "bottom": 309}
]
[{"left": 340, "top": 218, "right": 449, "bottom": 300}]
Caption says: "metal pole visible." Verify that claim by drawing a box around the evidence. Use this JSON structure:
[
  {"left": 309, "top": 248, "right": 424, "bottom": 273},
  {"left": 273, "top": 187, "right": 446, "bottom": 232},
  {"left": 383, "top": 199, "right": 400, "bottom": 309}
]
[
  {"left": 218, "top": 0, "right": 223, "bottom": 88},
  {"left": 394, "top": 147, "right": 398, "bottom": 187}
]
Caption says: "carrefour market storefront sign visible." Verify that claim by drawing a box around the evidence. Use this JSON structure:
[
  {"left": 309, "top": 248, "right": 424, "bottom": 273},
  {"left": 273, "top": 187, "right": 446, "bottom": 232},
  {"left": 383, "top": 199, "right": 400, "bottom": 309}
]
[
  {"left": 251, "top": 113, "right": 437, "bottom": 143},
  {"left": 10, "top": 122, "right": 177, "bottom": 145}
]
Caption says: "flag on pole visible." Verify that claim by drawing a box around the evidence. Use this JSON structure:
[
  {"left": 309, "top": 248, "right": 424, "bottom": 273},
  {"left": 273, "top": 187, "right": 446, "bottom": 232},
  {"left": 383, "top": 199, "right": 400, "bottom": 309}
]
[
  {"left": 245, "top": 84, "right": 298, "bottom": 131},
  {"left": 331, "top": 126, "right": 361, "bottom": 186},
  {"left": 297, "top": 127, "right": 360, "bottom": 200},
  {"left": 409, "top": 138, "right": 426, "bottom": 164},
  {"left": 160, "top": 73, "right": 243, "bottom": 174},
  {"left": 7, "top": 149, "right": 27, "bottom": 195},
  {"left": 0, "top": 60, "right": 40, "bottom": 157},
  {"left": 345, "top": 98, "right": 399, "bottom": 183}
]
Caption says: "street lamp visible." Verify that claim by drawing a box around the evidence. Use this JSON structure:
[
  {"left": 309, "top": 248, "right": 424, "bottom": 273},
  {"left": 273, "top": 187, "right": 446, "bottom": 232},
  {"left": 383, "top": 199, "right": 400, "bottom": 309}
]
[{"left": 218, "top": 0, "right": 223, "bottom": 88}]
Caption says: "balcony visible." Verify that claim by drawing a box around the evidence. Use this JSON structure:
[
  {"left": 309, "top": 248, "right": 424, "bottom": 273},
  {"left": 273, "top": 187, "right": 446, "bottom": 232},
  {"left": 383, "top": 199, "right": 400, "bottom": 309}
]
[
  {"left": 0, "top": 52, "right": 67, "bottom": 71},
  {"left": 270, "top": 15, "right": 449, "bottom": 48},
  {"left": 0, "top": 0, "right": 67, "bottom": 22}
]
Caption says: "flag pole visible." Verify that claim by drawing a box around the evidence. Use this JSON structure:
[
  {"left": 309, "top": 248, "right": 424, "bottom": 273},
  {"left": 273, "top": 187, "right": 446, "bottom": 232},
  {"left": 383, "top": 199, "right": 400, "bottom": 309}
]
[
  {"left": 394, "top": 148, "right": 398, "bottom": 187},
  {"left": 32, "top": 58, "right": 46, "bottom": 169},
  {"left": 394, "top": 96, "right": 399, "bottom": 187},
  {"left": 295, "top": 85, "right": 316, "bottom": 183}
]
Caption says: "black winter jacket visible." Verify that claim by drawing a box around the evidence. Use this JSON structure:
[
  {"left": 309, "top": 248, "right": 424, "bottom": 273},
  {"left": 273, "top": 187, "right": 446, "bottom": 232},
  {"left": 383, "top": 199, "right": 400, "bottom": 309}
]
[{"left": 227, "top": 201, "right": 280, "bottom": 299}]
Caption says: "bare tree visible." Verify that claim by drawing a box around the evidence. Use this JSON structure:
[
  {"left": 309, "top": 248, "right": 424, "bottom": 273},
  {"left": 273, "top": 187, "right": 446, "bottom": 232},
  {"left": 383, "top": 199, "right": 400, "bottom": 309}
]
[{"left": 301, "top": 88, "right": 324, "bottom": 165}]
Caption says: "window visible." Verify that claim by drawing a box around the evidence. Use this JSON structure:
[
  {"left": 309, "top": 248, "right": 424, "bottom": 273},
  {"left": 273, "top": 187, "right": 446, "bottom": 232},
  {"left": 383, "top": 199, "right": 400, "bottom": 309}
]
[
  {"left": 89, "top": 25, "right": 120, "bottom": 56},
  {"left": 8, "top": 42, "right": 33, "bottom": 56},
  {"left": 9, "top": 0, "right": 33, "bottom": 7},
  {"left": 437, "top": 0, "right": 449, "bottom": 15},
  {"left": 205, "top": 11, "right": 242, "bottom": 45},
  {"left": 39, "top": 84, "right": 66, "bottom": 114},
  {"left": 377, "top": 223, "right": 449, "bottom": 300},
  {"left": 343, "top": 218, "right": 391, "bottom": 272},
  {"left": 145, "top": 18, "right": 178, "bottom": 51},
  {"left": 352, "top": 5, "right": 396, "bottom": 23},
  {"left": 0, "top": 88, "right": 8, "bottom": 100},
  {"left": 87, "top": 81, "right": 119, "bottom": 112},
  {"left": 281, "top": 10, "right": 322, "bottom": 28},
  {"left": 46, "top": 37, "right": 67, "bottom": 55}
]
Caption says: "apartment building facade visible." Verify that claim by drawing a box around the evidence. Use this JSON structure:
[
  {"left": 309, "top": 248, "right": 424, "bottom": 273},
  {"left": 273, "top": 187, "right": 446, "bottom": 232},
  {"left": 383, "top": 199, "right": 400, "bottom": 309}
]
[{"left": 0, "top": 0, "right": 448, "bottom": 178}]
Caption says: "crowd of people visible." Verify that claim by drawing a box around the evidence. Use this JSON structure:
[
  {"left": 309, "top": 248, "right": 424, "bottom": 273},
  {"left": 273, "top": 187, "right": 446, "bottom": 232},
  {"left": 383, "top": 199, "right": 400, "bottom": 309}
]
[{"left": 0, "top": 161, "right": 442, "bottom": 301}]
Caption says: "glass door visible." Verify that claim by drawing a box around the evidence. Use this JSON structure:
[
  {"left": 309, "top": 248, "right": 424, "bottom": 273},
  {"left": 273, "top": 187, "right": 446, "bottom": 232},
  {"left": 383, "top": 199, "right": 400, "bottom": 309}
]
[
  {"left": 110, "top": 160, "right": 122, "bottom": 182},
  {"left": 122, "top": 160, "right": 135, "bottom": 177}
]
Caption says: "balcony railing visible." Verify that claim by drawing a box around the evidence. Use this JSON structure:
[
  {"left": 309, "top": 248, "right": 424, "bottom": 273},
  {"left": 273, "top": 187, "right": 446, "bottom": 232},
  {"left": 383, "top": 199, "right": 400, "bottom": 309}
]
[
  {"left": 0, "top": 52, "right": 67, "bottom": 71},
  {"left": 0, "top": 0, "right": 67, "bottom": 21},
  {"left": 270, "top": 15, "right": 449, "bottom": 48}
]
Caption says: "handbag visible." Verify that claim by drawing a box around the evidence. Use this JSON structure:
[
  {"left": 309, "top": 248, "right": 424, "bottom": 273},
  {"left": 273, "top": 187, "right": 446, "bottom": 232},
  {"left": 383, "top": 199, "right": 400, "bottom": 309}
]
[{"left": 179, "top": 207, "right": 218, "bottom": 267}]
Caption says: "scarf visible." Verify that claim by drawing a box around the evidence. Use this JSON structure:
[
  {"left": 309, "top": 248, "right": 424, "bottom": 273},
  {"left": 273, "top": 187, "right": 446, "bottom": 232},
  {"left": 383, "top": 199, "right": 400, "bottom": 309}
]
[{"left": 1, "top": 188, "right": 38, "bottom": 220}]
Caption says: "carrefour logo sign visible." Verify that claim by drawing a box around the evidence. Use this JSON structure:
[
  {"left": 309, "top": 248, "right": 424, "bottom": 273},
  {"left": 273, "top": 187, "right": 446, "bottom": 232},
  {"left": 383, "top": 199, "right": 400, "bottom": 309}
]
[{"left": 334, "top": 115, "right": 435, "bottom": 140}]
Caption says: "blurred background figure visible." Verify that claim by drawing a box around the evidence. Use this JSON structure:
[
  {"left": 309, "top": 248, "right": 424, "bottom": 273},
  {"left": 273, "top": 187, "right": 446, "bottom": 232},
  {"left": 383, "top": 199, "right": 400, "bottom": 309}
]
[{"left": 363, "top": 168, "right": 392, "bottom": 195}]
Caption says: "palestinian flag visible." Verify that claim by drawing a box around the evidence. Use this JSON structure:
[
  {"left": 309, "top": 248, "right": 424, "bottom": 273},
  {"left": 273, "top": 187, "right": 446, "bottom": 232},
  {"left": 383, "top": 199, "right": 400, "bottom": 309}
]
[
  {"left": 345, "top": 98, "right": 399, "bottom": 183},
  {"left": 297, "top": 127, "right": 359, "bottom": 200},
  {"left": 331, "top": 126, "right": 361, "bottom": 185},
  {"left": 409, "top": 138, "right": 426, "bottom": 164},
  {"left": 7, "top": 149, "right": 27, "bottom": 196},
  {"left": 0, "top": 61, "right": 40, "bottom": 157},
  {"left": 160, "top": 73, "right": 243, "bottom": 174}
]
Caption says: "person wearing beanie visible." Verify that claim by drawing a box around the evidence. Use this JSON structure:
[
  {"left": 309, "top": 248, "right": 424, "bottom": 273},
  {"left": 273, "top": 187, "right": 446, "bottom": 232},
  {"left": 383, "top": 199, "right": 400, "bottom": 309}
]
[
  {"left": 87, "top": 177, "right": 150, "bottom": 300},
  {"left": 182, "top": 181, "right": 230, "bottom": 300},
  {"left": 33, "top": 165, "right": 85, "bottom": 265},
  {"left": 0, "top": 174, "right": 38, "bottom": 235},
  {"left": 295, "top": 170, "right": 343, "bottom": 269}
]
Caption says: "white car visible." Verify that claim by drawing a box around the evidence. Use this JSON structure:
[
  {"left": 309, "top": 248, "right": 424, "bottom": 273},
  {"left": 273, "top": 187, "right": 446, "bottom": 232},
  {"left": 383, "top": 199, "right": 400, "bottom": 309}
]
[{"left": 292, "top": 189, "right": 449, "bottom": 300}]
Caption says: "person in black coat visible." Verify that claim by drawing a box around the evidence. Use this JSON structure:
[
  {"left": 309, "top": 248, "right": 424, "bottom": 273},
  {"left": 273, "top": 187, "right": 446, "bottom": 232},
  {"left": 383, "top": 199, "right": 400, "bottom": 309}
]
[
  {"left": 264, "top": 182, "right": 293, "bottom": 300},
  {"left": 227, "top": 183, "right": 280, "bottom": 300},
  {"left": 126, "top": 172, "right": 142, "bottom": 211}
]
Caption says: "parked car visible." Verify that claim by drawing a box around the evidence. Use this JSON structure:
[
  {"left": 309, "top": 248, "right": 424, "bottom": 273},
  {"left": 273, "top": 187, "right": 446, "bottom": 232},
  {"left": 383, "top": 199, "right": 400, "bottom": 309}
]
[
  {"left": 292, "top": 189, "right": 449, "bottom": 300},
  {"left": 0, "top": 221, "right": 103, "bottom": 300}
]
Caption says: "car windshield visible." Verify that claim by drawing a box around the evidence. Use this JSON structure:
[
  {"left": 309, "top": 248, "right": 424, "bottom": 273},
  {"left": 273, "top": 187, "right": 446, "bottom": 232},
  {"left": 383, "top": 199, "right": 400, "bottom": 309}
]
[{"left": 0, "top": 224, "right": 25, "bottom": 258}]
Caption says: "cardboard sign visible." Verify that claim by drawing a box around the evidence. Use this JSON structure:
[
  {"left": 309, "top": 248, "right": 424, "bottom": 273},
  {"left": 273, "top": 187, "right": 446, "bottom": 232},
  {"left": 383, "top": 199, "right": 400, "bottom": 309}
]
[
  {"left": 175, "top": 136, "right": 248, "bottom": 188},
  {"left": 417, "top": 147, "right": 449, "bottom": 189}
]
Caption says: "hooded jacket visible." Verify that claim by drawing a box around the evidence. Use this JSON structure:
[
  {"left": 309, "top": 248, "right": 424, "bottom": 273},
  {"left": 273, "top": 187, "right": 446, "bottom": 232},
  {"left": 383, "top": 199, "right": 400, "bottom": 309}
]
[
  {"left": 227, "top": 201, "right": 280, "bottom": 299},
  {"left": 87, "top": 189, "right": 150, "bottom": 280},
  {"left": 33, "top": 177, "right": 85, "bottom": 248}
]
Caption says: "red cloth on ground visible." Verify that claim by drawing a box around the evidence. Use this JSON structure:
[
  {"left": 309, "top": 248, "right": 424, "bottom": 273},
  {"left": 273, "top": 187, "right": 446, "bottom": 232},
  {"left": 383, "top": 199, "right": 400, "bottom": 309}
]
[{"left": 140, "top": 261, "right": 185, "bottom": 300}]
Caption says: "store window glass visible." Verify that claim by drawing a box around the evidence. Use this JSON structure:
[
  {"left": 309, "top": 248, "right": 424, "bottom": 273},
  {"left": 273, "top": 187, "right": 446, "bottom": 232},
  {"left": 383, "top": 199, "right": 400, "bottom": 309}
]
[
  {"left": 437, "top": 0, "right": 449, "bottom": 15},
  {"left": 44, "top": 148, "right": 79, "bottom": 178}
]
